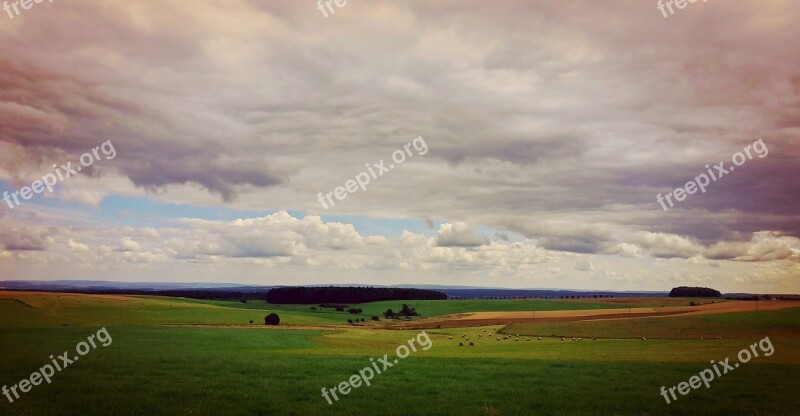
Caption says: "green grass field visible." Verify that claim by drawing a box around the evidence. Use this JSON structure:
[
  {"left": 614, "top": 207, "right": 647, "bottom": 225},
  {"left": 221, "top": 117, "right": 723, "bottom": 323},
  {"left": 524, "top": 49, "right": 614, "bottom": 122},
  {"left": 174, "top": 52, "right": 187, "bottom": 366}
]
[
  {"left": 504, "top": 308, "right": 800, "bottom": 340},
  {"left": 1, "top": 292, "right": 798, "bottom": 415},
  {"left": 0, "top": 293, "right": 633, "bottom": 328}
]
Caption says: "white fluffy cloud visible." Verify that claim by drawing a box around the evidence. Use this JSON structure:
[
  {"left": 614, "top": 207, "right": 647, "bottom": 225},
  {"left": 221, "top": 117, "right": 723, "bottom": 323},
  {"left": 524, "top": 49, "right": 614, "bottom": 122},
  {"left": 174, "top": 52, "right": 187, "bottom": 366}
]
[{"left": 436, "top": 223, "right": 488, "bottom": 247}]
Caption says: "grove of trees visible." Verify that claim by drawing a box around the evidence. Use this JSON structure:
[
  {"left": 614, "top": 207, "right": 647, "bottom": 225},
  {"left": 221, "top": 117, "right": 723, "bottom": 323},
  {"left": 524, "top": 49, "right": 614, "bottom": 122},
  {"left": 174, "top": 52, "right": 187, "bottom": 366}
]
[
  {"left": 384, "top": 304, "right": 419, "bottom": 318},
  {"left": 266, "top": 286, "right": 447, "bottom": 304},
  {"left": 668, "top": 286, "right": 722, "bottom": 298}
]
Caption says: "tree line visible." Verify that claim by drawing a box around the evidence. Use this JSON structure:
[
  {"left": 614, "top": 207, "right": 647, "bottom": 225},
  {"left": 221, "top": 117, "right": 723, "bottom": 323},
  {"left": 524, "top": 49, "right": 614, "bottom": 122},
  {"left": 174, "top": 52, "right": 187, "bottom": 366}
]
[
  {"left": 266, "top": 286, "right": 447, "bottom": 304},
  {"left": 668, "top": 286, "right": 721, "bottom": 298}
]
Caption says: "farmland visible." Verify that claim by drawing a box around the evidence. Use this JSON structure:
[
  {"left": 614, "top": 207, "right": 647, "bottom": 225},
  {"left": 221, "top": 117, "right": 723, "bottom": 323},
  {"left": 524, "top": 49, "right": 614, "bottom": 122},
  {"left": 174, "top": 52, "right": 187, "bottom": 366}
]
[{"left": 0, "top": 291, "right": 799, "bottom": 415}]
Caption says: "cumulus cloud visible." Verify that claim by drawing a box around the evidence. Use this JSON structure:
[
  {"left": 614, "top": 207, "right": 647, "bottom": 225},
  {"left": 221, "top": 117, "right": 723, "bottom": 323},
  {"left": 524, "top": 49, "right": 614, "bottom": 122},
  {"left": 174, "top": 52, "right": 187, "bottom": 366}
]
[
  {"left": 67, "top": 239, "right": 89, "bottom": 252},
  {"left": 705, "top": 232, "right": 800, "bottom": 262},
  {"left": 436, "top": 223, "right": 489, "bottom": 247},
  {"left": 0, "top": 221, "right": 53, "bottom": 252},
  {"left": 166, "top": 211, "right": 363, "bottom": 259},
  {"left": 605, "top": 243, "right": 643, "bottom": 258}
]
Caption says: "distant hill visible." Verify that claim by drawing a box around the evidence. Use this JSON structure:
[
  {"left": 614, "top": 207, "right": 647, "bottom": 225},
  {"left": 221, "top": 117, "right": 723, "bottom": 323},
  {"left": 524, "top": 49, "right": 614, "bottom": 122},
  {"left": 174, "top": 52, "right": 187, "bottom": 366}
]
[
  {"left": 2, "top": 280, "right": 793, "bottom": 301},
  {"left": 436, "top": 288, "right": 667, "bottom": 299}
]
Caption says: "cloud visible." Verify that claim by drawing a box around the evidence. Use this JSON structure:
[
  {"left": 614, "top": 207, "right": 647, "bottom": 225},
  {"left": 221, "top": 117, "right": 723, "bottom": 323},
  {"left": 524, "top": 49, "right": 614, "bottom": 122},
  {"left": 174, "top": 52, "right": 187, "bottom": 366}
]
[
  {"left": 575, "top": 259, "right": 594, "bottom": 272},
  {"left": 167, "top": 211, "right": 363, "bottom": 259},
  {"left": 0, "top": 221, "right": 53, "bottom": 251},
  {"left": 0, "top": 0, "right": 798, "bottom": 292},
  {"left": 436, "top": 223, "right": 489, "bottom": 247},
  {"left": 605, "top": 243, "right": 643, "bottom": 257},
  {"left": 628, "top": 232, "right": 704, "bottom": 259},
  {"left": 67, "top": 239, "right": 89, "bottom": 252},
  {"left": 118, "top": 237, "right": 143, "bottom": 253},
  {"left": 705, "top": 231, "right": 800, "bottom": 262}
]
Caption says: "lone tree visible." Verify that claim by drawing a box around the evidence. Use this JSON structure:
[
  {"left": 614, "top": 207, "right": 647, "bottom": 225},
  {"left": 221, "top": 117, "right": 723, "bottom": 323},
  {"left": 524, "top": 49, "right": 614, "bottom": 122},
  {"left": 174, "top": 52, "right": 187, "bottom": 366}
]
[{"left": 264, "top": 313, "right": 280, "bottom": 325}]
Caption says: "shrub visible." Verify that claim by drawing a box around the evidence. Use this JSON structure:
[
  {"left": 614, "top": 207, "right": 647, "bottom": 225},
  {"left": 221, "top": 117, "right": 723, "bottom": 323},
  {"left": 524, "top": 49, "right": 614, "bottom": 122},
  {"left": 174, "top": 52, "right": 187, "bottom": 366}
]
[
  {"left": 371, "top": 316, "right": 380, "bottom": 321},
  {"left": 399, "top": 304, "right": 418, "bottom": 316},
  {"left": 347, "top": 307, "right": 363, "bottom": 314},
  {"left": 347, "top": 319, "right": 353, "bottom": 324},
  {"left": 264, "top": 313, "right": 280, "bottom": 325}
]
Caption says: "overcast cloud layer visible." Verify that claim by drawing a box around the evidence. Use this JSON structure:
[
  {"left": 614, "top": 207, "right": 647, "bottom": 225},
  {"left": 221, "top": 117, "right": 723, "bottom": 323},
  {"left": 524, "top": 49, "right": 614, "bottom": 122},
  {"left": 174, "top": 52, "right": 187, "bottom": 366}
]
[{"left": 0, "top": 0, "right": 798, "bottom": 292}]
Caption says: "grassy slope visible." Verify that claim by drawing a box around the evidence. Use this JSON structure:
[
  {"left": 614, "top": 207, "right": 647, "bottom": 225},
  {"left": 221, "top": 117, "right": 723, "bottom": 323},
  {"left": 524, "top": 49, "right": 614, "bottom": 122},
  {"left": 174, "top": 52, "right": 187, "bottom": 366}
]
[
  {"left": 504, "top": 308, "right": 800, "bottom": 339},
  {"left": 0, "top": 293, "right": 346, "bottom": 327},
  {"left": 0, "top": 292, "right": 636, "bottom": 327}
]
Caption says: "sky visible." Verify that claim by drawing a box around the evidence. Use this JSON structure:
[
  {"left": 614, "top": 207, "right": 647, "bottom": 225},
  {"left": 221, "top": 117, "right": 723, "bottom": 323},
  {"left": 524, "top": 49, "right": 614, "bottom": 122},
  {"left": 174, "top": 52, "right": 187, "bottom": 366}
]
[{"left": 0, "top": 0, "right": 798, "bottom": 293}]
